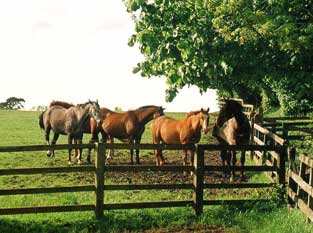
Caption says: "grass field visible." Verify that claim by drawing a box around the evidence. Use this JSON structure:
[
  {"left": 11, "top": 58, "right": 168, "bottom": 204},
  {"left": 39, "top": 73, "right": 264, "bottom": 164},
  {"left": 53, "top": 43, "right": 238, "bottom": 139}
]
[{"left": 0, "top": 109, "right": 313, "bottom": 233}]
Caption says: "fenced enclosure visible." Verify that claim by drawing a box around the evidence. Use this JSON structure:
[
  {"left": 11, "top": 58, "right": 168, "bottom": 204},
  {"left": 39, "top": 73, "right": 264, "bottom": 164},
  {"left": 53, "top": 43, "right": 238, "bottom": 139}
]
[
  {"left": 288, "top": 153, "right": 313, "bottom": 223},
  {"left": 0, "top": 142, "right": 287, "bottom": 218}
]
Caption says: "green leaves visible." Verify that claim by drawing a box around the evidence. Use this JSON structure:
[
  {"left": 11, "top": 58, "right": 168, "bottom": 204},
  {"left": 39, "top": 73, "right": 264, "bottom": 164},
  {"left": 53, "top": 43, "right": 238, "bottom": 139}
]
[{"left": 124, "top": 0, "right": 313, "bottom": 114}]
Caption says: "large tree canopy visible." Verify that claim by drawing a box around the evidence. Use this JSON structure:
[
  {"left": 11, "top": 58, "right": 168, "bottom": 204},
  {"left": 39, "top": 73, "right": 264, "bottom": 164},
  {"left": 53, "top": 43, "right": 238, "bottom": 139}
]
[{"left": 125, "top": 0, "right": 313, "bottom": 115}]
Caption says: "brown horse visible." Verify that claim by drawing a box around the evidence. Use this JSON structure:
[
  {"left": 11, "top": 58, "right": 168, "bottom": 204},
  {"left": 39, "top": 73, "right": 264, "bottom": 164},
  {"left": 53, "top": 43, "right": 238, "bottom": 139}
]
[
  {"left": 101, "top": 105, "right": 165, "bottom": 164},
  {"left": 39, "top": 100, "right": 102, "bottom": 164},
  {"left": 150, "top": 108, "right": 210, "bottom": 173},
  {"left": 212, "top": 99, "right": 251, "bottom": 181}
]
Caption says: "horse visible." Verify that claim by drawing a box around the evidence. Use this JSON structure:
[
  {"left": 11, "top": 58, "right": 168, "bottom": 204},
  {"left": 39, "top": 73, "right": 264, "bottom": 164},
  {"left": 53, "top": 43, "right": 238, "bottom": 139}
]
[
  {"left": 48, "top": 100, "right": 111, "bottom": 163},
  {"left": 212, "top": 99, "right": 251, "bottom": 181},
  {"left": 150, "top": 108, "right": 210, "bottom": 175},
  {"left": 101, "top": 105, "right": 165, "bottom": 164},
  {"left": 39, "top": 100, "right": 103, "bottom": 164}
]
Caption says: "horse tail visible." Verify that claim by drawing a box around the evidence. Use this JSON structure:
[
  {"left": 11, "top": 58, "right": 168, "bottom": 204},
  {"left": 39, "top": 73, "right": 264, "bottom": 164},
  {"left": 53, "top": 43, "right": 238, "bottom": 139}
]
[{"left": 38, "top": 111, "right": 45, "bottom": 130}]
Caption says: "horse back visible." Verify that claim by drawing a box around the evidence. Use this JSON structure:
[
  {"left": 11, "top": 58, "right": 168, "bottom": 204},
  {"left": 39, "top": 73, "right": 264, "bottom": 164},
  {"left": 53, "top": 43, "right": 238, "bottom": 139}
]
[{"left": 151, "top": 116, "right": 181, "bottom": 144}]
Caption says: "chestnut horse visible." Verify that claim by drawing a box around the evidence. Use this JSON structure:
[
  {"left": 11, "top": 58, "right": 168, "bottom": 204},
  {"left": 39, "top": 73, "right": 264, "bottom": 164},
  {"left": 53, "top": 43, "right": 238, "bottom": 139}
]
[
  {"left": 150, "top": 108, "right": 210, "bottom": 173},
  {"left": 212, "top": 99, "right": 251, "bottom": 181},
  {"left": 101, "top": 105, "right": 165, "bottom": 164},
  {"left": 39, "top": 100, "right": 102, "bottom": 164}
]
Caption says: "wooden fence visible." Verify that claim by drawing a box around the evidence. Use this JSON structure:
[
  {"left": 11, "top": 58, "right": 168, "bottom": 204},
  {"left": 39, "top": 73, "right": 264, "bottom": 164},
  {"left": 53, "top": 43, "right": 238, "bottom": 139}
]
[
  {"left": 261, "top": 116, "right": 313, "bottom": 142},
  {"left": 252, "top": 123, "right": 287, "bottom": 182},
  {"left": 288, "top": 154, "right": 313, "bottom": 223},
  {"left": 0, "top": 142, "right": 287, "bottom": 218}
]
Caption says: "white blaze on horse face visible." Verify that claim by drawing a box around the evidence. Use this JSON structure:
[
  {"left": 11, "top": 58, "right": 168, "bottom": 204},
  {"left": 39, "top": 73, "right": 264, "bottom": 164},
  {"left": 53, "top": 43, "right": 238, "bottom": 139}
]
[
  {"left": 202, "top": 113, "right": 209, "bottom": 134},
  {"left": 90, "top": 104, "right": 102, "bottom": 125}
]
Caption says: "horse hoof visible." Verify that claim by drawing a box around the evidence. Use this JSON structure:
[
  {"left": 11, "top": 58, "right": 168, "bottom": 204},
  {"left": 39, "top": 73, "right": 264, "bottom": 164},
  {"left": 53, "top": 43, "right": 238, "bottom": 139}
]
[
  {"left": 77, "top": 160, "right": 82, "bottom": 165},
  {"left": 46, "top": 151, "right": 51, "bottom": 157},
  {"left": 68, "top": 161, "right": 72, "bottom": 165}
]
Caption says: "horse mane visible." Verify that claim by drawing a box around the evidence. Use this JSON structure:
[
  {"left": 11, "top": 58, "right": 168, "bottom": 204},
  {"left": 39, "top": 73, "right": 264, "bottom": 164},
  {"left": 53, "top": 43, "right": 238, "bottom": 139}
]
[
  {"left": 186, "top": 110, "right": 202, "bottom": 117},
  {"left": 49, "top": 100, "right": 74, "bottom": 109},
  {"left": 217, "top": 99, "right": 244, "bottom": 126},
  {"left": 221, "top": 99, "right": 243, "bottom": 113},
  {"left": 136, "top": 105, "right": 159, "bottom": 110}
]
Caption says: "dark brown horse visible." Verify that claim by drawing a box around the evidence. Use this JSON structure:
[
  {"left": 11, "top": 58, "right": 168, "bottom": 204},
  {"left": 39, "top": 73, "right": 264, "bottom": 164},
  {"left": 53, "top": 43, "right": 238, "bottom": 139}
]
[
  {"left": 101, "top": 105, "right": 165, "bottom": 164},
  {"left": 150, "top": 108, "right": 210, "bottom": 174},
  {"left": 39, "top": 100, "right": 102, "bottom": 164},
  {"left": 212, "top": 99, "right": 251, "bottom": 181}
]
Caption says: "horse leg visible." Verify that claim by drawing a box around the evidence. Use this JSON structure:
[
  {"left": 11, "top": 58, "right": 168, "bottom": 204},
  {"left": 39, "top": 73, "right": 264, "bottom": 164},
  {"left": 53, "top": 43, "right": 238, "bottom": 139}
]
[
  {"left": 130, "top": 140, "right": 134, "bottom": 165},
  {"left": 106, "top": 136, "right": 114, "bottom": 161},
  {"left": 76, "top": 133, "right": 83, "bottom": 165},
  {"left": 87, "top": 131, "right": 99, "bottom": 163},
  {"left": 135, "top": 138, "right": 141, "bottom": 164},
  {"left": 240, "top": 150, "right": 246, "bottom": 179},
  {"left": 230, "top": 151, "right": 237, "bottom": 182},
  {"left": 190, "top": 149, "right": 195, "bottom": 177},
  {"left": 182, "top": 149, "right": 188, "bottom": 177},
  {"left": 50, "top": 133, "right": 59, "bottom": 158},
  {"left": 220, "top": 150, "right": 228, "bottom": 179},
  {"left": 45, "top": 127, "right": 52, "bottom": 157},
  {"left": 68, "top": 135, "right": 74, "bottom": 165}
]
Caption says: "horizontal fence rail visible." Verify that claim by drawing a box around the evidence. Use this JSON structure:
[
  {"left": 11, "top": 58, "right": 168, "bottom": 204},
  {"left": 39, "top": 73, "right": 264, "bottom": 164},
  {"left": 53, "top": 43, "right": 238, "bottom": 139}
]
[
  {"left": 288, "top": 154, "right": 313, "bottom": 223},
  {"left": 0, "top": 142, "right": 286, "bottom": 218}
]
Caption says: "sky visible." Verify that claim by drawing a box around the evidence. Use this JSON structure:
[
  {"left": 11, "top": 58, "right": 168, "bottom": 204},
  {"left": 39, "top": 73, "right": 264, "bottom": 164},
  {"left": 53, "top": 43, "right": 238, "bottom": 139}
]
[{"left": 0, "top": 0, "right": 218, "bottom": 112}]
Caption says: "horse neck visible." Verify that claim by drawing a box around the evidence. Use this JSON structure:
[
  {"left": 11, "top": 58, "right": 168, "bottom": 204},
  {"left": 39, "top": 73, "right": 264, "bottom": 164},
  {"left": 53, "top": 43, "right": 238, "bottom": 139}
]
[
  {"left": 74, "top": 105, "right": 90, "bottom": 126},
  {"left": 184, "top": 114, "right": 202, "bottom": 133},
  {"left": 136, "top": 107, "right": 158, "bottom": 125}
]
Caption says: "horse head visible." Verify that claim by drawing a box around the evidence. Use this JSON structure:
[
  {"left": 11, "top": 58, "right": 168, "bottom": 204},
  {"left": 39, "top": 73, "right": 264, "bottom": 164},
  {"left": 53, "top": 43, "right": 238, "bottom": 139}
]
[
  {"left": 84, "top": 100, "right": 103, "bottom": 126},
  {"left": 199, "top": 108, "right": 210, "bottom": 134}
]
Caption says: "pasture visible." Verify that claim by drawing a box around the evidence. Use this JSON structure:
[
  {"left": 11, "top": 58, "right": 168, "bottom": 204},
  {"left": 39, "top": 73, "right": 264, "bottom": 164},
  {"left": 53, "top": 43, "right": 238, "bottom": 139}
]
[{"left": 0, "top": 109, "right": 313, "bottom": 233}]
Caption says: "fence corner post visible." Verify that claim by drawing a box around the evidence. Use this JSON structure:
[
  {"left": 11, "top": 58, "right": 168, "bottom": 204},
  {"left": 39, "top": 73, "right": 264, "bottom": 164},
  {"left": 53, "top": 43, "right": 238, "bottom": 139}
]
[
  {"left": 193, "top": 145, "right": 204, "bottom": 216},
  {"left": 95, "top": 142, "right": 105, "bottom": 219}
]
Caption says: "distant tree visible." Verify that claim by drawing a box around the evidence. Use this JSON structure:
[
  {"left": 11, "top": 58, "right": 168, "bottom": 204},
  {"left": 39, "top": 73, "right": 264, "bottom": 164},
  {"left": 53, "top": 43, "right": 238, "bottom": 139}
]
[
  {"left": 0, "top": 97, "right": 25, "bottom": 110},
  {"left": 114, "top": 106, "right": 123, "bottom": 112},
  {"left": 31, "top": 105, "right": 48, "bottom": 112}
]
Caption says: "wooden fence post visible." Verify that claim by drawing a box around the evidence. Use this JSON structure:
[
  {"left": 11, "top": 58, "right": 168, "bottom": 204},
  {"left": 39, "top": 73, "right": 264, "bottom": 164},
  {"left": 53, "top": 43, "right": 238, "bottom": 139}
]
[
  {"left": 193, "top": 145, "right": 204, "bottom": 216},
  {"left": 95, "top": 142, "right": 105, "bottom": 219},
  {"left": 277, "top": 145, "right": 286, "bottom": 186}
]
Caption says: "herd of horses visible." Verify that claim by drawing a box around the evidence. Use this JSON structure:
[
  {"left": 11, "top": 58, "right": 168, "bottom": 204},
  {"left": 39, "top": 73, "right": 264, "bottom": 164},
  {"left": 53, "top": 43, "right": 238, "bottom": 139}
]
[{"left": 38, "top": 99, "right": 251, "bottom": 180}]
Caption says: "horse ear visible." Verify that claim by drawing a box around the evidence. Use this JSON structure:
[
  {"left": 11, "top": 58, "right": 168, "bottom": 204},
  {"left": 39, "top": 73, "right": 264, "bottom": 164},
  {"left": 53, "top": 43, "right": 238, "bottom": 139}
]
[
  {"left": 207, "top": 107, "right": 210, "bottom": 113},
  {"left": 201, "top": 108, "right": 204, "bottom": 112}
]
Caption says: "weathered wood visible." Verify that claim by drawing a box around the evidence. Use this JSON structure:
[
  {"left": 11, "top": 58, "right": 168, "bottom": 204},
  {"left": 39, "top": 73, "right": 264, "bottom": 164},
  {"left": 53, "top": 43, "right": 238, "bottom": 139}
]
[
  {"left": 104, "top": 165, "right": 194, "bottom": 172},
  {"left": 104, "top": 143, "right": 195, "bottom": 151},
  {"left": 0, "top": 166, "right": 95, "bottom": 176},
  {"left": 0, "top": 205, "right": 94, "bottom": 215},
  {"left": 104, "top": 184, "right": 193, "bottom": 190},
  {"left": 103, "top": 201, "right": 193, "bottom": 210},
  {"left": 307, "top": 167, "right": 313, "bottom": 223},
  {"left": 288, "top": 189, "right": 313, "bottom": 222},
  {"left": 193, "top": 146, "right": 204, "bottom": 215},
  {"left": 203, "top": 183, "right": 277, "bottom": 189},
  {"left": 254, "top": 124, "right": 285, "bottom": 146},
  {"left": 204, "top": 165, "right": 277, "bottom": 172},
  {"left": 0, "top": 144, "right": 94, "bottom": 152},
  {"left": 289, "top": 170, "right": 313, "bottom": 198},
  {"left": 264, "top": 116, "right": 310, "bottom": 121},
  {"left": 0, "top": 185, "right": 95, "bottom": 196},
  {"left": 95, "top": 143, "right": 105, "bottom": 219},
  {"left": 300, "top": 154, "right": 313, "bottom": 168},
  {"left": 254, "top": 136, "right": 265, "bottom": 146}
]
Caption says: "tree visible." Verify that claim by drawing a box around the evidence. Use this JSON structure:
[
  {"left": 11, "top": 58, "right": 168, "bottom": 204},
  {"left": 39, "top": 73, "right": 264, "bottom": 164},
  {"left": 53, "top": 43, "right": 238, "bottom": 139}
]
[
  {"left": 0, "top": 97, "right": 25, "bottom": 110},
  {"left": 125, "top": 0, "right": 313, "bottom": 114}
]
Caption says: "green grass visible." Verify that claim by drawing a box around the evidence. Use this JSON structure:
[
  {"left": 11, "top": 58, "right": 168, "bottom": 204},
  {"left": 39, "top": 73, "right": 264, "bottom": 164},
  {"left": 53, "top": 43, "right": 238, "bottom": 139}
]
[{"left": 0, "top": 109, "right": 313, "bottom": 232}]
